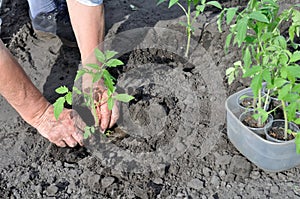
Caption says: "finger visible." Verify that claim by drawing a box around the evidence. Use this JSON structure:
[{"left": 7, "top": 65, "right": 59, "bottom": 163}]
[
  {"left": 72, "top": 129, "right": 84, "bottom": 146},
  {"left": 100, "top": 92, "right": 112, "bottom": 132},
  {"left": 70, "top": 111, "right": 85, "bottom": 146},
  {"left": 109, "top": 100, "right": 120, "bottom": 128},
  {"left": 64, "top": 136, "right": 78, "bottom": 147},
  {"left": 55, "top": 140, "right": 67, "bottom": 147}
]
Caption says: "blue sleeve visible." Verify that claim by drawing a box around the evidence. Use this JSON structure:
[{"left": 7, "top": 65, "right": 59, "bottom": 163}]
[{"left": 76, "top": 0, "right": 103, "bottom": 6}]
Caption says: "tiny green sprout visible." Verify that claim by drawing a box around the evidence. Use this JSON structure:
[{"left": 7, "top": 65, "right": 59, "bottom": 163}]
[
  {"left": 157, "top": 0, "right": 222, "bottom": 57},
  {"left": 53, "top": 49, "right": 134, "bottom": 139}
]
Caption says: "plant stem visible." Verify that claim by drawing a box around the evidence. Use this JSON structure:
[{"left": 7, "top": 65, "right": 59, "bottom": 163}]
[
  {"left": 257, "top": 88, "right": 262, "bottom": 126},
  {"left": 185, "top": 2, "right": 191, "bottom": 58},
  {"left": 282, "top": 100, "right": 288, "bottom": 140},
  {"left": 90, "top": 86, "right": 99, "bottom": 127}
]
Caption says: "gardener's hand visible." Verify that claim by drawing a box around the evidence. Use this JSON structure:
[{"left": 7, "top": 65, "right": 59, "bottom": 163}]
[
  {"left": 32, "top": 105, "right": 85, "bottom": 147},
  {"left": 94, "top": 86, "right": 119, "bottom": 132}
]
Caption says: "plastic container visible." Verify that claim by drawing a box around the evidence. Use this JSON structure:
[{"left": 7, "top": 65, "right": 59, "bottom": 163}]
[{"left": 226, "top": 87, "right": 300, "bottom": 172}]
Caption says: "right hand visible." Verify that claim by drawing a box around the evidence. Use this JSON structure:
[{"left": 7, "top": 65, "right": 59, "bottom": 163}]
[{"left": 32, "top": 105, "right": 85, "bottom": 147}]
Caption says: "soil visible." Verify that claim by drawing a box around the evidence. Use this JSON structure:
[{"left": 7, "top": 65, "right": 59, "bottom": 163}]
[
  {"left": 267, "top": 126, "right": 295, "bottom": 142},
  {"left": 241, "top": 115, "right": 267, "bottom": 129},
  {"left": 1, "top": 0, "right": 300, "bottom": 199}
]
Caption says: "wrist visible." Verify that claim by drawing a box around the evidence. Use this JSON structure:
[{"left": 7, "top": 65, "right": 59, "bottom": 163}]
[{"left": 27, "top": 101, "right": 52, "bottom": 128}]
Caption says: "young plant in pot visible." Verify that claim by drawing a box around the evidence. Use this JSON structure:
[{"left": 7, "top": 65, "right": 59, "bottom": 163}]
[
  {"left": 221, "top": 0, "right": 300, "bottom": 171},
  {"left": 218, "top": 0, "right": 284, "bottom": 135},
  {"left": 53, "top": 49, "right": 134, "bottom": 139}
]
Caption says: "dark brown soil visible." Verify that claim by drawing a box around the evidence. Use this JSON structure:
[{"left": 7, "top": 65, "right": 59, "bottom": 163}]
[
  {"left": 268, "top": 126, "right": 295, "bottom": 141},
  {"left": 1, "top": 0, "right": 300, "bottom": 198}
]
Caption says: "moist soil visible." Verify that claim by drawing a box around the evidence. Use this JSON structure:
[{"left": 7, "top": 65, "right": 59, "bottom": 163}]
[
  {"left": 267, "top": 126, "right": 295, "bottom": 142},
  {"left": 1, "top": 0, "right": 300, "bottom": 198}
]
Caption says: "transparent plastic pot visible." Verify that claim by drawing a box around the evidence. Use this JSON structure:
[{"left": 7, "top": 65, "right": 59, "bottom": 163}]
[
  {"left": 226, "top": 87, "right": 300, "bottom": 172},
  {"left": 239, "top": 110, "right": 273, "bottom": 136},
  {"left": 264, "top": 119, "right": 300, "bottom": 143}
]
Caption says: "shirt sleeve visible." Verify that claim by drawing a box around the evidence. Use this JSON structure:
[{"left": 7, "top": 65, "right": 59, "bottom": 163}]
[{"left": 76, "top": 0, "right": 103, "bottom": 6}]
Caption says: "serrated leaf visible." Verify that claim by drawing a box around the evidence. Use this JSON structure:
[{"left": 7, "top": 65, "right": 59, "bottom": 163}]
[
  {"left": 55, "top": 86, "right": 69, "bottom": 94},
  {"left": 95, "top": 48, "right": 106, "bottom": 63},
  {"left": 53, "top": 97, "right": 65, "bottom": 120},
  {"left": 86, "top": 63, "right": 100, "bottom": 70},
  {"left": 113, "top": 94, "right": 135, "bottom": 102},
  {"left": 206, "top": 1, "right": 222, "bottom": 9},
  {"left": 225, "top": 33, "right": 233, "bottom": 52},
  {"left": 102, "top": 69, "right": 115, "bottom": 93},
  {"left": 262, "top": 69, "right": 272, "bottom": 85},
  {"left": 106, "top": 59, "right": 124, "bottom": 67},
  {"left": 290, "top": 51, "right": 300, "bottom": 63},
  {"left": 105, "top": 50, "right": 118, "bottom": 60},
  {"left": 226, "top": 7, "right": 238, "bottom": 25},
  {"left": 236, "top": 17, "right": 249, "bottom": 47},
  {"left": 248, "top": 11, "right": 269, "bottom": 23},
  {"left": 250, "top": 74, "right": 262, "bottom": 98},
  {"left": 278, "top": 84, "right": 291, "bottom": 100},
  {"left": 243, "top": 47, "right": 251, "bottom": 68},
  {"left": 168, "top": 0, "right": 178, "bottom": 8},
  {"left": 107, "top": 97, "right": 114, "bottom": 110}
]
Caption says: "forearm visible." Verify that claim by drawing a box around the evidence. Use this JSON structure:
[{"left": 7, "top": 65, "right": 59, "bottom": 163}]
[
  {"left": 0, "top": 40, "right": 50, "bottom": 126},
  {"left": 67, "top": 0, "right": 104, "bottom": 62}
]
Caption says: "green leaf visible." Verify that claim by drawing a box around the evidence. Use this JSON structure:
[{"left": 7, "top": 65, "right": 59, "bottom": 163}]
[
  {"left": 243, "top": 65, "right": 261, "bottom": 78},
  {"left": 113, "top": 94, "right": 135, "bottom": 102},
  {"left": 225, "top": 33, "right": 233, "bottom": 52},
  {"left": 250, "top": 74, "right": 262, "bottom": 98},
  {"left": 53, "top": 97, "right": 65, "bottom": 120},
  {"left": 206, "top": 1, "right": 222, "bottom": 9},
  {"left": 295, "top": 118, "right": 300, "bottom": 125},
  {"left": 75, "top": 69, "right": 86, "bottom": 82},
  {"left": 84, "top": 127, "right": 91, "bottom": 139},
  {"left": 196, "top": 5, "right": 205, "bottom": 13},
  {"left": 55, "top": 86, "right": 69, "bottom": 94},
  {"left": 262, "top": 69, "right": 272, "bottom": 85},
  {"left": 274, "top": 78, "right": 287, "bottom": 88},
  {"left": 290, "top": 51, "right": 300, "bottom": 63},
  {"left": 95, "top": 48, "right": 106, "bottom": 63},
  {"left": 226, "top": 7, "right": 238, "bottom": 25},
  {"left": 168, "top": 0, "right": 178, "bottom": 8},
  {"left": 107, "top": 97, "right": 114, "bottom": 110},
  {"left": 65, "top": 92, "right": 72, "bottom": 105},
  {"left": 92, "top": 72, "right": 103, "bottom": 83},
  {"left": 217, "top": 10, "right": 225, "bottom": 32},
  {"left": 236, "top": 17, "right": 249, "bottom": 47},
  {"left": 243, "top": 47, "right": 252, "bottom": 68},
  {"left": 248, "top": 11, "right": 269, "bottom": 23},
  {"left": 226, "top": 67, "right": 235, "bottom": 76},
  {"left": 102, "top": 69, "right": 115, "bottom": 93},
  {"left": 105, "top": 50, "right": 118, "bottom": 60},
  {"left": 278, "top": 84, "right": 291, "bottom": 100},
  {"left": 86, "top": 63, "right": 100, "bottom": 70},
  {"left": 106, "top": 59, "right": 124, "bottom": 67},
  {"left": 193, "top": 0, "right": 199, "bottom": 6}
]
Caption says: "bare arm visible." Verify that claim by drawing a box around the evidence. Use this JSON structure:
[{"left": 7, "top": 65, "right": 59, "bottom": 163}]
[
  {"left": 0, "top": 40, "right": 84, "bottom": 147},
  {"left": 0, "top": 40, "right": 49, "bottom": 126},
  {"left": 67, "top": 1, "right": 119, "bottom": 131}
]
